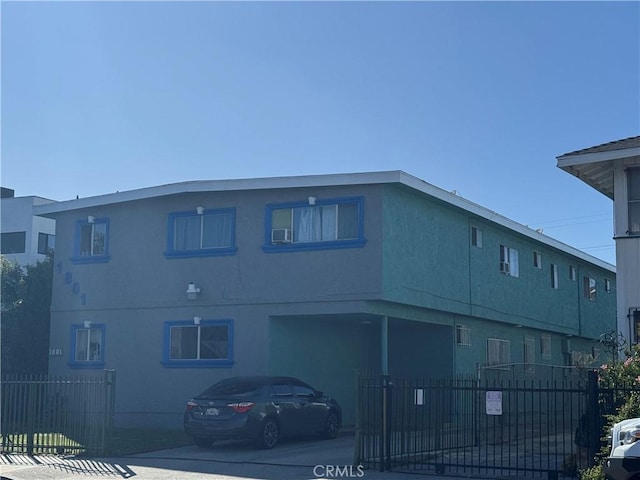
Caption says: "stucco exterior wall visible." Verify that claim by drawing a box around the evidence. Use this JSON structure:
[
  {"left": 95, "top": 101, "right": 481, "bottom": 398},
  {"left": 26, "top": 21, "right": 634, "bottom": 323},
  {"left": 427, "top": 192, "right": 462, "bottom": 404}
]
[{"left": 45, "top": 177, "right": 616, "bottom": 429}]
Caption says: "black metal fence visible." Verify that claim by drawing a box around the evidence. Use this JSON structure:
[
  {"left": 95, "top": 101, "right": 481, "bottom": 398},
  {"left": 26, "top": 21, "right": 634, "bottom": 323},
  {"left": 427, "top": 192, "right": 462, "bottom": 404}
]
[
  {"left": 1, "top": 370, "right": 116, "bottom": 456},
  {"left": 355, "top": 370, "right": 621, "bottom": 478}
]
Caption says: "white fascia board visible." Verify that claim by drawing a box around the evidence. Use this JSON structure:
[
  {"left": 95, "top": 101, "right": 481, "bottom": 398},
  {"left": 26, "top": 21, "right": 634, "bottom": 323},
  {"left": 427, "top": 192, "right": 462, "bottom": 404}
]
[
  {"left": 398, "top": 172, "right": 615, "bottom": 273},
  {"left": 32, "top": 171, "right": 406, "bottom": 216},
  {"left": 556, "top": 147, "right": 640, "bottom": 167},
  {"left": 32, "top": 169, "right": 615, "bottom": 273}
]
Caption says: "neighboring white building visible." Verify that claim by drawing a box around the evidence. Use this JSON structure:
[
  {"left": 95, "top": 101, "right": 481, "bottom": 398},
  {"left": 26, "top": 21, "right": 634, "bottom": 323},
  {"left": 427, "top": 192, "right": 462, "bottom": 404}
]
[
  {"left": 1, "top": 187, "right": 57, "bottom": 266},
  {"left": 557, "top": 136, "right": 640, "bottom": 347}
]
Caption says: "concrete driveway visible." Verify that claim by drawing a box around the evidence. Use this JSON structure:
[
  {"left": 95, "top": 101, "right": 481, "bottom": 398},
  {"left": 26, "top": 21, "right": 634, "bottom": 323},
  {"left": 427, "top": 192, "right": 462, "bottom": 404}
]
[{"left": 0, "top": 433, "right": 485, "bottom": 480}]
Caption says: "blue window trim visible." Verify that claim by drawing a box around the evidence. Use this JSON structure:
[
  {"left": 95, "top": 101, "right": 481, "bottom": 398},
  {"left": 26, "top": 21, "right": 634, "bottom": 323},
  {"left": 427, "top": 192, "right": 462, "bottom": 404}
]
[
  {"left": 162, "top": 319, "right": 234, "bottom": 368},
  {"left": 70, "top": 218, "right": 111, "bottom": 264},
  {"left": 262, "top": 196, "right": 366, "bottom": 253},
  {"left": 164, "top": 208, "right": 237, "bottom": 259},
  {"left": 69, "top": 323, "right": 106, "bottom": 369}
]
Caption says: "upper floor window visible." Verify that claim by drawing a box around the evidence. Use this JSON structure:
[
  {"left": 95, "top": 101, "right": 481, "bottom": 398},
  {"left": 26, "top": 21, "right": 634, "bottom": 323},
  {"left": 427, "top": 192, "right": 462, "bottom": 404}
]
[
  {"left": 550, "top": 263, "right": 558, "bottom": 289},
  {"left": 1, "top": 231, "right": 26, "bottom": 254},
  {"left": 163, "top": 319, "right": 233, "bottom": 368},
  {"left": 38, "top": 232, "right": 55, "bottom": 254},
  {"left": 533, "top": 251, "right": 542, "bottom": 269},
  {"left": 628, "top": 167, "right": 640, "bottom": 235},
  {"left": 471, "top": 226, "right": 482, "bottom": 248},
  {"left": 583, "top": 276, "right": 596, "bottom": 301},
  {"left": 569, "top": 265, "right": 577, "bottom": 281},
  {"left": 165, "top": 208, "right": 236, "bottom": 258},
  {"left": 70, "top": 323, "right": 105, "bottom": 369},
  {"left": 604, "top": 278, "right": 612, "bottom": 293},
  {"left": 71, "top": 218, "right": 110, "bottom": 264},
  {"left": 264, "top": 197, "right": 365, "bottom": 252},
  {"left": 499, "top": 245, "right": 519, "bottom": 277}
]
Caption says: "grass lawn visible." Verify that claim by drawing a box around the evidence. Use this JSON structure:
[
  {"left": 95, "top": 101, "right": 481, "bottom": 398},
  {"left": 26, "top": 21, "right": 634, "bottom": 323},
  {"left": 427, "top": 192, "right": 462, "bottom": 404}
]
[{"left": 108, "top": 428, "right": 193, "bottom": 456}]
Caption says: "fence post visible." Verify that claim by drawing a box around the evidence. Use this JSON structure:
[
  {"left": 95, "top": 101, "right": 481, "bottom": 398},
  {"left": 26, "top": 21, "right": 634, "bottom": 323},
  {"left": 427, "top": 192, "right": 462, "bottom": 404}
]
[
  {"left": 381, "top": 375, "right": 392, "bottom": 472},
  {"left": 353, "top": 371, "right": 361, "bottom": 468},
  {"left": 586, "top": 369, "right": 599, "bottom": 465},
  {"left": 26, "top": 379, "right": 36, "bottom": 455},
  {"left": 101, "top": 370, "right": 116, "bottom": 456}
]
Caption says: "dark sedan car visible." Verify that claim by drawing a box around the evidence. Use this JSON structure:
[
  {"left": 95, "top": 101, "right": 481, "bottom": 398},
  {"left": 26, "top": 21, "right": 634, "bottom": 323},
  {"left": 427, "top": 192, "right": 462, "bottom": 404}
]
[{"left": 183, "top": 375, "right": 342, "bottom": 449}]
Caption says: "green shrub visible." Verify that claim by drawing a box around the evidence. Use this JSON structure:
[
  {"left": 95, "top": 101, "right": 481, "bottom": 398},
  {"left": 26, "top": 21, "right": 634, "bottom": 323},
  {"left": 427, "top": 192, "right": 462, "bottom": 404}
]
[{"left": 580, "top": 345, "right": 640, "bottom": 479}]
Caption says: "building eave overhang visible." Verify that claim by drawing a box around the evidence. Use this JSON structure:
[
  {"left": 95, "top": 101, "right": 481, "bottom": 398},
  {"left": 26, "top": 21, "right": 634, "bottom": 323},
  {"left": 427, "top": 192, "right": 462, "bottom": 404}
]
[
  {"left": 33, "top": 170, "right": 615, "bottom": 273},
  {"left": 556, "top": 146, "right": 640, "bottom": 200}
]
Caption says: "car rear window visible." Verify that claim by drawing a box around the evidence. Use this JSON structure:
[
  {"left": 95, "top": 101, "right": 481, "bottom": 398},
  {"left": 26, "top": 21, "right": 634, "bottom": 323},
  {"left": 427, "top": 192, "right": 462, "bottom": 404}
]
[{"left": 200, "top": 380, "right": 262, "bottom": 397}]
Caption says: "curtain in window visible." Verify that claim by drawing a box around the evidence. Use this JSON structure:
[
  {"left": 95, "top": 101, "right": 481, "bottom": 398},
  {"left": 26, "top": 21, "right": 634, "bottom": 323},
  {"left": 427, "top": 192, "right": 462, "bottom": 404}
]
[
  {"left": 174, "top": 216, "right": 201, "bottom": 251},
  {"left": 293, "top": 206, "right": 336, "bottom": 242},
  {"left": 76, "top": 329, "right": 89, "bottom": 361},
  {"left": 80, "top": 225, "right": 93, "bottom": 256},
  {"left": 170, "top": 326, "right": 198, "bottom": 359},
  {"left": 509, "top": 248, "right": 519, "bottom": 277}
]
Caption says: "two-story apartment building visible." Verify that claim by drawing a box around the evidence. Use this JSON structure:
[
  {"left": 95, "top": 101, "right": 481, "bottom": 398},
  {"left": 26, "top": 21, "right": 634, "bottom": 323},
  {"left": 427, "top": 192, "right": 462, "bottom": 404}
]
[
  {"left": 1, "top": 187, "right": 56, "bottom": 266},
  {"left": 558, "top": 136, "right": 640, "bottom": 348},
  {"left": 34, "top": 171, "right": 616, "bottom": 428}
]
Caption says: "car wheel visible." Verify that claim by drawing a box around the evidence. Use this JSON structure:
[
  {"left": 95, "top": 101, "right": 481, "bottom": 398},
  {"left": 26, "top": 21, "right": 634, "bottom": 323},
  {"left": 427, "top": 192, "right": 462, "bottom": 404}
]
[
  {"left": 193, "top": 437, "right": 214, "bottom": 448},
  {"left": 257, "top": 417, "right": 279, "bottom": 449},
  {"left": 323, "top": 411, "right": 340, "bottom": 439}
]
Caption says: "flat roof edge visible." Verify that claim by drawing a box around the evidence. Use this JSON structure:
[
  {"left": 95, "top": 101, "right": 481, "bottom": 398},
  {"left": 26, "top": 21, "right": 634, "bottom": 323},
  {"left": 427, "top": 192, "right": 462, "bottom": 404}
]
[{"left": 32, "top": 170, "right": 615, "bottom": 273}]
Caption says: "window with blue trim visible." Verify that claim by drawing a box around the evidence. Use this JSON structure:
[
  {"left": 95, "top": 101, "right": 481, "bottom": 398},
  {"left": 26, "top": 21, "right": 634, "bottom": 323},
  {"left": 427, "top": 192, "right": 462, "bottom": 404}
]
[
  {"left": 165, "top": 209, "right": 236, "bottom": 258},
  {"left": 163, "top": 319, "right": 233, "bottom": 367},
  {"left": 264, "top": 197, "right": 365, "bottom": 252},
  {"left": 71, "top": 218, "right": 110, "bottom": 264},
  {"left": 70, "top": 324, "right": 105, "bottom": 368}
]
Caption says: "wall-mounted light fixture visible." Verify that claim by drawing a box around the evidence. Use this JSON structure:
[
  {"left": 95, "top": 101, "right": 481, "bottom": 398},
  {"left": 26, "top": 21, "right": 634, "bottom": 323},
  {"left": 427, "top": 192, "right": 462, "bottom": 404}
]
[
  {"left": 193, "top": 316, "right": 201, "bottom": 325},
  {"left": 308, "top": 196, "right": 317, "bottom": 206},
  {"left": 196, "top": 206, "right": 205, "bottom": 215},
  {"left": 83, "top": 320, "right": 92, "bottom": 329},
  {"left": 186, "top": 282, "right": 201, "bottom": 300},
  {"left": 87, "top": 216, "right": 95, "bottom": 224}
]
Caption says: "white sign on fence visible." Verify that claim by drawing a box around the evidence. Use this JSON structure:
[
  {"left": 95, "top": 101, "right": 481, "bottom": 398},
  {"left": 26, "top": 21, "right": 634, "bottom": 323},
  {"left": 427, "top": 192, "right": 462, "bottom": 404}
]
[{"left": 485, "top": 391, "right": 503, "bottom": 415}]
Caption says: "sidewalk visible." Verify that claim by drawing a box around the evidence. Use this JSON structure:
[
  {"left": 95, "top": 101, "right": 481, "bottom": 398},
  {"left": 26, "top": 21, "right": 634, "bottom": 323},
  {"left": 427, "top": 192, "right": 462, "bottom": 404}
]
[{"left": 1, "top": 434, "right": 497, "bottom": 480}]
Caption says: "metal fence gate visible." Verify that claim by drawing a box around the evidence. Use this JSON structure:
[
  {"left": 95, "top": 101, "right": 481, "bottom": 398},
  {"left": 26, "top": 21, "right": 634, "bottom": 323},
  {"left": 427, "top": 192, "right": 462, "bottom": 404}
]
[
  {"left": 355, "top": 370, "right": 619, "bottom": 478},
  {"left": 1, "top": 370, "right": 116, "bottom": 456}
]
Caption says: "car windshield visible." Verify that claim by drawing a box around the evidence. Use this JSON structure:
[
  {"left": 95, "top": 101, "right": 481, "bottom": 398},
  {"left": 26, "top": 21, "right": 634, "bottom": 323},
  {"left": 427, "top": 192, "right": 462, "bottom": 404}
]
[{"left": 199, "top": 379, "right": 262, "bottom": 398}]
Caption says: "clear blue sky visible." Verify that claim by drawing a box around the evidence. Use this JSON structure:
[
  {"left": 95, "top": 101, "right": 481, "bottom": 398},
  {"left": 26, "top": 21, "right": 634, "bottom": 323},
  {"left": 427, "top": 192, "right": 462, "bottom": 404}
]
[{"left": 2, "top": 1, "right": 639, "bottom": 266}]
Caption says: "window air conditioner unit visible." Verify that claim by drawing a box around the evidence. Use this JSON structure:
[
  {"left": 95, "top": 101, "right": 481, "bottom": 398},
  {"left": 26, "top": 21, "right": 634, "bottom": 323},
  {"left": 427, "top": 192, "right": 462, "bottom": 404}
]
[
  {"left": 271, "top": 228, "right": 291, "bottom": 244},
  {"left": 500, "top": 262, "right": 510, "bottom": 274}
]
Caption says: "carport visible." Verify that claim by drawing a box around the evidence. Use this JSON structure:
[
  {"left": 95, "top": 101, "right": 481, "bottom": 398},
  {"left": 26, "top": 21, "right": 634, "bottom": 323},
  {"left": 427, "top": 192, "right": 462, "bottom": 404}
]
[{"left": 267, "top": 313, "right": 453, "bottom": 425}]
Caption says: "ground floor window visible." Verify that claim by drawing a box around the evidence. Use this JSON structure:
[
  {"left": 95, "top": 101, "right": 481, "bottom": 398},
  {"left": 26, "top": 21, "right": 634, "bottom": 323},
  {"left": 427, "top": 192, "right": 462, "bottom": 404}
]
[
  {"left": 163, "top": 319, "right": 233, "bottom": 367},
  {"left": 70, "top": 323, "right": 105, "bottom": 368},
  {"left": 456, "top": 325, "right": 471, "bottom": 346},
  {"left": 487, "top": 338, "right": 510, "bottom": 368},
  {"left": 540, "top": 334, "right": 551, "bottom": 359},
  {"left": 524, "top": 337, "right": 535, "bottom": 375}
]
